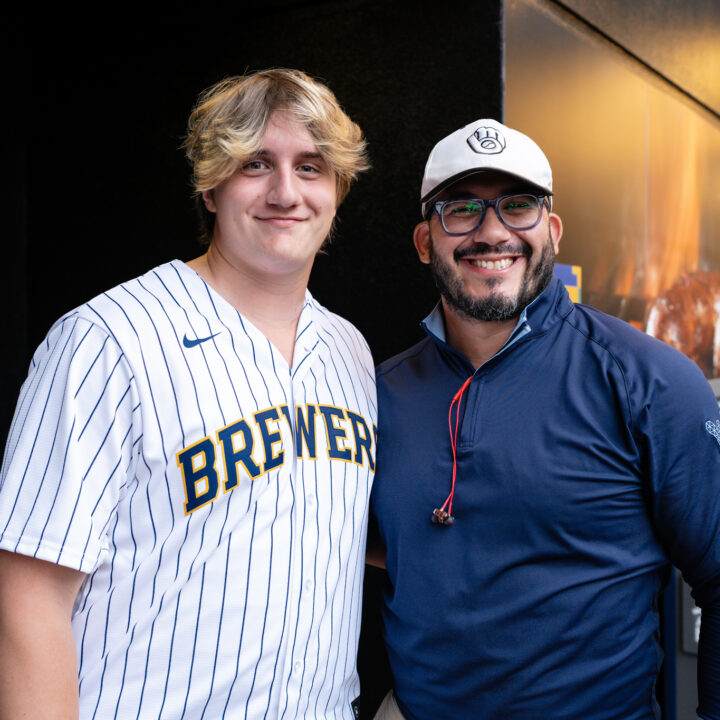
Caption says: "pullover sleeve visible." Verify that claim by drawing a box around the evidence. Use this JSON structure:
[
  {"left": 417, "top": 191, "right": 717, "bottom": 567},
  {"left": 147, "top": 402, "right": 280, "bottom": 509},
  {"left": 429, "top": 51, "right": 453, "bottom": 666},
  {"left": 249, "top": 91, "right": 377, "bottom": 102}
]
[{"left": 632, "top": 349, "right": 720, "bottom": 718}]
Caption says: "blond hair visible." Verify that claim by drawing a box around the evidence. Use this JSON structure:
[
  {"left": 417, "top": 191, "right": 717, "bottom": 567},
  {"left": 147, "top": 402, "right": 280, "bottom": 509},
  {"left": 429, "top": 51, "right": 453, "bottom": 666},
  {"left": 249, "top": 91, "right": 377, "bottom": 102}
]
[{"left": 184, "top": 69, "right": 369, "bottom": 242}]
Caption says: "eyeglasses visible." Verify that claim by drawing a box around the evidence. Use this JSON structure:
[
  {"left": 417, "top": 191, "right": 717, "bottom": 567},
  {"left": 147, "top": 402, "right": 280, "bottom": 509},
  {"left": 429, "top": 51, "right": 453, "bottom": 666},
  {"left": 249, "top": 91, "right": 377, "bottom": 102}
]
[{"left": 431, "top": 194, "right": 549, "bottom": 235}]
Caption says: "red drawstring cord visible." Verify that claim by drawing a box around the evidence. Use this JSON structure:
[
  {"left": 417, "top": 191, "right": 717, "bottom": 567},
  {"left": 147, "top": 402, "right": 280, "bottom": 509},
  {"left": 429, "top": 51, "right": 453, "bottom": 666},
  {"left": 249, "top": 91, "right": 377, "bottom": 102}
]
[{"left": 432, "top": 374, "right": 473, "bottom": 526}]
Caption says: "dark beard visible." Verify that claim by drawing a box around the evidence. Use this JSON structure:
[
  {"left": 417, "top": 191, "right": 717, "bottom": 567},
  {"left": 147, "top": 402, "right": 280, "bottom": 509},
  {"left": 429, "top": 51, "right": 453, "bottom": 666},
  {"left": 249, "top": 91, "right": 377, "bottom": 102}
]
[{"left": 429, "top": 232, "right": 556, "bottom": 322}]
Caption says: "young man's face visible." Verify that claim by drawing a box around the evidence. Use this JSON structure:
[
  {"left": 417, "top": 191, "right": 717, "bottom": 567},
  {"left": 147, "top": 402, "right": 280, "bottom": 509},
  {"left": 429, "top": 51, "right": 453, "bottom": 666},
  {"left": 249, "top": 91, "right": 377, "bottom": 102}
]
[
  {"left": 203, "top": 111, "right": 337, "bottom": 283},
  {"left": 414, "top": 173, "right": 563, "bottom": 323}
]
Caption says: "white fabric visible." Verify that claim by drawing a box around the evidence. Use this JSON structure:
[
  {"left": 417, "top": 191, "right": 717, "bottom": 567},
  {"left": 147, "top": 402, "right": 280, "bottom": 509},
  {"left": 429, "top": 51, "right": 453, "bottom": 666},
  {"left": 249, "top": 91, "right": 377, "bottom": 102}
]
[{"left": 0, "top": 260, "right": 377, "bottom": 719}]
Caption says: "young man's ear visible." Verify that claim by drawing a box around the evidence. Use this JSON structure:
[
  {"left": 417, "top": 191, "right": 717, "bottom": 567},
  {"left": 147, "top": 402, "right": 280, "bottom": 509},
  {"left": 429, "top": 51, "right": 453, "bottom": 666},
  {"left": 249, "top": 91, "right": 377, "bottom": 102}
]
[
  {"left": 413, "top": 221, "right": 432, "bottom": 264},
  {"left": 202, "top": 190, "right": 217, "bottom": 213}
]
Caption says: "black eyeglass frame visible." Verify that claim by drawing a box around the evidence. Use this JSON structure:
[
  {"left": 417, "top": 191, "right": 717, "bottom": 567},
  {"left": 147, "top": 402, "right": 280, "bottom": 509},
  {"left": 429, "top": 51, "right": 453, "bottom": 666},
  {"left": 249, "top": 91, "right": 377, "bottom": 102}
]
[{"left": 430, "top": 194, "right": 551, "bottom": 235}]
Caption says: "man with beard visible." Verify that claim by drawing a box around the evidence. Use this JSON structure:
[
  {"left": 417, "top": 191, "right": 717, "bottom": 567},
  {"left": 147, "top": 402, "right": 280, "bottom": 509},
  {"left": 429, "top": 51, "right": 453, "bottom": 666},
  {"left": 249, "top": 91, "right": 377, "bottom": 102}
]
[{"left": 369, "top": 119, "right": 720, "bottom": 720}]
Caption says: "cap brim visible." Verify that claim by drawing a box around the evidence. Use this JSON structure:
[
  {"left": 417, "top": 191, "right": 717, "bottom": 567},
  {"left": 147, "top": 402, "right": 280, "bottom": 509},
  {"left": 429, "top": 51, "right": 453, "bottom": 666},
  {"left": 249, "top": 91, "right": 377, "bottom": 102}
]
[{"left": 421, "top": 168, "right": 553, "bottom": 207}]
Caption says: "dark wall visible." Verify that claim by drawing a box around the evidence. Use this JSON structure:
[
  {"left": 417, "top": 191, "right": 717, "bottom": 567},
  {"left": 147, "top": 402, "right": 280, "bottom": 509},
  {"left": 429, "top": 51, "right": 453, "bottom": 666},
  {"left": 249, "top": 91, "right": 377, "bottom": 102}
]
[
  {"left": 6, "top": 20, "right": 28, "bottom": 448},
  {"left": 9, "top": 4, "right": 504, "bottom": 716}
]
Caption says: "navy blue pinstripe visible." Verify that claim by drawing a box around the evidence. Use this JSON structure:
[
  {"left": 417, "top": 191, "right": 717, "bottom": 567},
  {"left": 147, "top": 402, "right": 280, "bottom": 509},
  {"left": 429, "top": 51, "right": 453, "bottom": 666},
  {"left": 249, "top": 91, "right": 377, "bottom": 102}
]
[{"left": 163, "top": 267, "right": 245, "bottom": 418}]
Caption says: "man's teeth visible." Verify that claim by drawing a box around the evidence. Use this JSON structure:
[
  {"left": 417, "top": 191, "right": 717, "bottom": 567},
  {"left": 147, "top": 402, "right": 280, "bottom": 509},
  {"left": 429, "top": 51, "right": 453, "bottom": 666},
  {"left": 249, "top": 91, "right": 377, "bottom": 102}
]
[{"left": 469, "top": 258, "right": 515, "bottom": 270}]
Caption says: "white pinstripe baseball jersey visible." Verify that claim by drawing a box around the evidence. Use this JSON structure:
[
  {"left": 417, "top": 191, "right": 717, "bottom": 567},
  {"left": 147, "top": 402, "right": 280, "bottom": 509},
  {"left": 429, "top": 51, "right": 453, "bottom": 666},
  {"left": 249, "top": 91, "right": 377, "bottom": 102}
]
[{"left": 0, "top": 259, "right": 377, "bottom": 719}]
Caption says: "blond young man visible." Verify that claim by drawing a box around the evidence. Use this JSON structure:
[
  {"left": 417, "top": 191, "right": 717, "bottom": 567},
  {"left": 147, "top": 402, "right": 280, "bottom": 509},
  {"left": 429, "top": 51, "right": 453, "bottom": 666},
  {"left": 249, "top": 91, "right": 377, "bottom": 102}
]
[{"left": 0, "top": 69, "right": 376, "bottom": 720}]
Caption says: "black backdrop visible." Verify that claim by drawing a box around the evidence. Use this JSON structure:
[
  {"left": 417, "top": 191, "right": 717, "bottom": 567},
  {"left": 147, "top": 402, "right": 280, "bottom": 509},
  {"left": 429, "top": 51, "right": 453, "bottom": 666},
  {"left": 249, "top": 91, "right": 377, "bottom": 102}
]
[{"left": 8, "top": 3, "right": 503, "bottom": 716}]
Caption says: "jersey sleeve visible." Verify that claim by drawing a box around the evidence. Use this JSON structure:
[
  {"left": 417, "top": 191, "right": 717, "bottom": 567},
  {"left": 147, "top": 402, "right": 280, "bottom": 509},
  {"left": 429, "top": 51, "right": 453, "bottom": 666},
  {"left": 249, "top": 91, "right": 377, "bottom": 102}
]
[
  {"left": 634, "top": 350, "right": 720, "bottom": 718},
  {"left": 0, "top": 314, "right": 140, "bottom": 574}
]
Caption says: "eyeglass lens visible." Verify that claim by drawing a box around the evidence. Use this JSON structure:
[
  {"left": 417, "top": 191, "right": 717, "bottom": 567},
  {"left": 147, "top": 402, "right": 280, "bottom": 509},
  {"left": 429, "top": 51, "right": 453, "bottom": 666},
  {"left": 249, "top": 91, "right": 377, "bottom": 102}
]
[{"left": 440, "top": 195, "right": 542, "bottom": 233}]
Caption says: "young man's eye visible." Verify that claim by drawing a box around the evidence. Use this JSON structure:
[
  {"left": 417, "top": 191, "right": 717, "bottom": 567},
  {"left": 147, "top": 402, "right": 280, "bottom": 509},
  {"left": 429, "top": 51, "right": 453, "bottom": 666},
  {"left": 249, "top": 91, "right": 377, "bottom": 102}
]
[
  {"left": 242, "top": 159, "right": 269, "bottom": 172},
  {"left": 298, "top": 164, "right": 319, "bottom": 174}
]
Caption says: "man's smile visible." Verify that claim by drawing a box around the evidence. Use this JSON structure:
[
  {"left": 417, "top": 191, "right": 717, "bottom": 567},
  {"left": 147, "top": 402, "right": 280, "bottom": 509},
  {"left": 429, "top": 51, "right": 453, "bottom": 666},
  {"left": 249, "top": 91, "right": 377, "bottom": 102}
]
[
  {"left": 454, "top": 242, "right": 529, "bottom": 274},
  {"left": 464, "top": 257, "right": 519, "bottom": 271}
]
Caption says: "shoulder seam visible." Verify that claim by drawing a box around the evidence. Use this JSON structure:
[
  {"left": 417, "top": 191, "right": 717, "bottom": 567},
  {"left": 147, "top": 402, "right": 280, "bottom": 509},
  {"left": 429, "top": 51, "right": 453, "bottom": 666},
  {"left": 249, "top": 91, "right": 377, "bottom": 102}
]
[
  {"left": 376, "top": 339, "right": 431, "bottom": 377},
  {"left": 561, "top": 313, "right": 635, "bottom": 433}
]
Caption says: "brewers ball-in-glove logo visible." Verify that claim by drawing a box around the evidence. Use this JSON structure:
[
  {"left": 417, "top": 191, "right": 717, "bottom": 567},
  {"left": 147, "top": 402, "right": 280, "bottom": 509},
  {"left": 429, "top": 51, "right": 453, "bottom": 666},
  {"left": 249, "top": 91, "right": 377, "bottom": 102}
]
[
  {"left": 705, "top": 419, "right": 720, "bottom": 447},
  {"left": 467, "top": 126, "right": 506, "bottom": 154}
]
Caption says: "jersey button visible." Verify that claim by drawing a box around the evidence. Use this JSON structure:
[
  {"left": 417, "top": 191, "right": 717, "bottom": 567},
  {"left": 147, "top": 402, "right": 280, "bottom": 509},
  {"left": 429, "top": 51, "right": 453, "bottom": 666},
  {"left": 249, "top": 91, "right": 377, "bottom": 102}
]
[
  {"left": 293, "top": 660, "right": 303, "bottom": 675},
  {"left": 306, "top": 493, "right": 315, "bottom": 506},
  {"left": 304, "top": 579, "right": 313, "bottom": 593}
]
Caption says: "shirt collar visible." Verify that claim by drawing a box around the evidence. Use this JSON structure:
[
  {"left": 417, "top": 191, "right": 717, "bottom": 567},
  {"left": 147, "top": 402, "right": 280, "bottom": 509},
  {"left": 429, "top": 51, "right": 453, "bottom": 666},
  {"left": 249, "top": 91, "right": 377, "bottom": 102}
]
[
  {"left": 422, "top": 296, "right": 533, "bottom": 345},
  {"left": 421, "top": 276, "right": 571, "bottom": 358}
]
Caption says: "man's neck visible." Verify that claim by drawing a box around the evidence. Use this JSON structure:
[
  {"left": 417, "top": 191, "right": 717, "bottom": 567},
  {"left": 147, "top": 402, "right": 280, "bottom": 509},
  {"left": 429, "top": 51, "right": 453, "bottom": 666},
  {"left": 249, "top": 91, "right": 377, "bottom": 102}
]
[
  {"left": 187, "top": 247, "right": 310, "bottom": 366},
  {"left": 442, "top": 301, "right": 519, "bottom": 370}
]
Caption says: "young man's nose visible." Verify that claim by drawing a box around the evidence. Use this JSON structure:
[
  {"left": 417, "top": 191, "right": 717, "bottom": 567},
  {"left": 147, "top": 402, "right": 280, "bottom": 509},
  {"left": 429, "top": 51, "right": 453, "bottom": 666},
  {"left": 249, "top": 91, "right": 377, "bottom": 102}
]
[{"left": 267, "top": 167, "right": 301, "bottom": 207}]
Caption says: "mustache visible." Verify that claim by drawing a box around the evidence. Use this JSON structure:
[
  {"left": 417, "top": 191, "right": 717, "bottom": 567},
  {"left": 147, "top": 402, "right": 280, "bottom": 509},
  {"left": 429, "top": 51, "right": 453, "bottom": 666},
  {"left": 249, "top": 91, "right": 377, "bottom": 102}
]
[{"left": 454, "top": 242, "right": 531, "bottom": 262}]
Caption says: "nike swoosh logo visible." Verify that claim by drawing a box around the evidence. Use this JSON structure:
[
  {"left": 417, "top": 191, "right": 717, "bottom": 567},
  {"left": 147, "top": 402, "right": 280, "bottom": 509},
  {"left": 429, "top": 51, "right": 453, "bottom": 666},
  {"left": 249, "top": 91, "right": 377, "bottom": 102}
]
[{"left": 183, "top": 332, "right": 220, "bottom": 348}]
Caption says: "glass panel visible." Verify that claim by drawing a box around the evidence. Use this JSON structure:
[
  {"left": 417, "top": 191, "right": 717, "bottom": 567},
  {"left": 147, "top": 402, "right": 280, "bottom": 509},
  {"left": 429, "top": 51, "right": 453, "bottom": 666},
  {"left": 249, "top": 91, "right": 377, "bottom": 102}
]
[{"left": 507, "top": 0, "right": 720, "bottom": 379}]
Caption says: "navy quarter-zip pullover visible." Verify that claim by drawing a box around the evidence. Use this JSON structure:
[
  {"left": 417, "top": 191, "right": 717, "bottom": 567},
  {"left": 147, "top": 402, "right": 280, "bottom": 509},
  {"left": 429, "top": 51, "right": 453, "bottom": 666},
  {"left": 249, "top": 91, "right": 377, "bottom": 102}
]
[{"left": 372, "top": 276, "right": 720, "bottom": 720}]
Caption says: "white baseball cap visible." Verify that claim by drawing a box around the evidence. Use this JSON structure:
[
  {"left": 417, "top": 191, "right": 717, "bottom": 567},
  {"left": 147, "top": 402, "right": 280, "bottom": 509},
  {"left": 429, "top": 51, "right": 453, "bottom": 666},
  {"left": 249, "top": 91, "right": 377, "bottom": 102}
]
[{"left": 420, "top": 119, "right": 553, "bottom": 216}]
